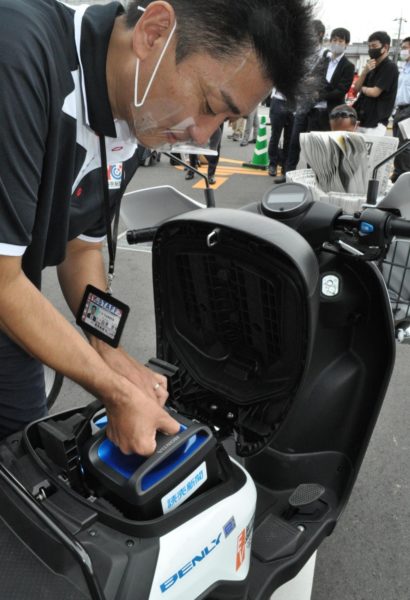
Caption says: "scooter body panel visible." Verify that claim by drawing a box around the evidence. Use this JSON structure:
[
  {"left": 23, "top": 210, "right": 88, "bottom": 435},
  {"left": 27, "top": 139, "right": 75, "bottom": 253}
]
[{"left": 149, "top": 461, "right": 256, "bottom": 599}]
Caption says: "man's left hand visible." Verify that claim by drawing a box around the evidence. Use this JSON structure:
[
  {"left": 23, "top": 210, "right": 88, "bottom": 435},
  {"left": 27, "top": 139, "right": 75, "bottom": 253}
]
[{"left": 93, "top": 341, "right": 169, "bottom": 406}]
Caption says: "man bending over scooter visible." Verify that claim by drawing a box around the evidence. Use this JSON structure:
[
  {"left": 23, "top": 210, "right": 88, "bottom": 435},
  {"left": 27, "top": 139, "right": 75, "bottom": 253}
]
[{"left": 0, "top": 0, "right": 315, "bottom": 455}]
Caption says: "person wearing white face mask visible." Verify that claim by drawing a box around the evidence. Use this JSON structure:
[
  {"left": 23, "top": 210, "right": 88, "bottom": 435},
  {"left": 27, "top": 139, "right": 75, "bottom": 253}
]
[
  {"left": 306, "top": 27, "right": 355, "bottom": 132},
  {"left": 391, "top": 37, "right": 410, "bottom": 182},
  {"left": 0, "top": 0, "right": 317, "bottom": 455}
]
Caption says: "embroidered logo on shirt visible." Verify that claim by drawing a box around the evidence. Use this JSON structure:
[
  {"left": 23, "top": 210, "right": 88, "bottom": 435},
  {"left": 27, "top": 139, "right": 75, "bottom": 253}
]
[{"left": 107, "top": 163, "right": 123, "bottom": 189}]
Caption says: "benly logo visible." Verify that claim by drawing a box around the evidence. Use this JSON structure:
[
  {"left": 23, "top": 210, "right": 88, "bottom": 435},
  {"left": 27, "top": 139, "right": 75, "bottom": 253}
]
[{"left": 160, "top": 533, "right": 222, "bottom": 593}]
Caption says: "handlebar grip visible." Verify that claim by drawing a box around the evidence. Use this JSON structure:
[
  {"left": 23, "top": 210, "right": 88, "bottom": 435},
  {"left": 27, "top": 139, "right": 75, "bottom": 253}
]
[
  {"left": 388, "top": 218, "right": 410, "bottom": 238},
  {"left": 126, "top": 227, "right": 158, "bottom": 245}
]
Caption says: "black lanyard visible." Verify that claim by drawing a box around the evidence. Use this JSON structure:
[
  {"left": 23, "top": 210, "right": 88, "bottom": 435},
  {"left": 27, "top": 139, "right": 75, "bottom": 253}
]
[{"left": 99, "top": 135, "right": 122, "bottom": 294}]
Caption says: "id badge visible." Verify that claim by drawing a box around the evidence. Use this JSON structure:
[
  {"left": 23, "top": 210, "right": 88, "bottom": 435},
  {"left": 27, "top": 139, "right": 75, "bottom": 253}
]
[{"left": 76, "top": 285, "right": 129, "bottom": 348}]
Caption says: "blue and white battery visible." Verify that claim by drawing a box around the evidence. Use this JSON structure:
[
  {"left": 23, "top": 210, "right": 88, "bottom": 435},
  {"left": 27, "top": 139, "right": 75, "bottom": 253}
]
[{"left": 83, "top": 412, "right": 221, "bottom": 518}]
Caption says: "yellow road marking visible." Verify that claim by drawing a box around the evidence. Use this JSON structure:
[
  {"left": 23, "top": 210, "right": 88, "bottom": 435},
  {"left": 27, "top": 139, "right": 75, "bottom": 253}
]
[
  {"left": 193, "top": 177, "right": 228, "bottom": 190},
  {"left": 175, "top": 165, "right": 268, "bottom": 177},
  {"left": 217, "top": 167, "right": 268, "bottom": 176},
  {"left": 217, "top": 157, "right": 247, "bottom": 165},
  {"left": 174, "top": 155, "right": 269, "bottom": 189}
]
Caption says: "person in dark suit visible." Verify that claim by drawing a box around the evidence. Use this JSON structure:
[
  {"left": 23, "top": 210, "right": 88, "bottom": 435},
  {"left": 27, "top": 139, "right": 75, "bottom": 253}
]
[
  {"left": 307, "top": 27, "right": 355, "bottom": 131},
  {"left": 285, "top": 19, "right": 328, "bottom": 174}
]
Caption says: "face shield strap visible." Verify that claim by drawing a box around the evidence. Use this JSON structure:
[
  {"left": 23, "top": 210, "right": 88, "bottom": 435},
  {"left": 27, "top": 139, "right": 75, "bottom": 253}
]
[{"left": 134, "top": 10, "right": 177, "bottom": 108}]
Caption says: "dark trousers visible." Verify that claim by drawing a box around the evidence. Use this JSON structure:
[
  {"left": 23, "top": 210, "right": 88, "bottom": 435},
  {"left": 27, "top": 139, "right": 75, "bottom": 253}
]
[
  {"left": 268, "top": 98, "right": 294, "bottom": 172},
  {"left": 286, "top": 110, "right": 308, "bottom": 172},
  {"left": 188, "top": 154, "right": 199, "bottom": 168},
  {"left": 207, "top": 124, "right": 224, "bottom": 177},
  {"left": 392, "top": 105, "right": 410, "bottom": 180},
  {"left": 0, "top": 331, "right": 46, "bottom": 439},
  {"left": 190, "top": 124, "right": 223, "bottom": 178},
  {"left": 306, "top": 108, "right": 330, "bottom": 133}
]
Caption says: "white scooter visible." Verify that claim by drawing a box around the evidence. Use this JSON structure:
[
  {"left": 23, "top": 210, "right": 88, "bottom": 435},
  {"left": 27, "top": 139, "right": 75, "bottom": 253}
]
[{"left": 1, "top": 166, "right": 410, "bottom": 600}]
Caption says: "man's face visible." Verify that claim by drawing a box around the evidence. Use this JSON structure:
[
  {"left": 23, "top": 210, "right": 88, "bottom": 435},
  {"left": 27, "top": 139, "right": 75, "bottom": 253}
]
[
  {"left": 401, "top": 41, "right": 410, "bottom": 62},
  {"left": 368, "top": 40, "right": 388, "bottom": 60},
  {"left": 330, "top": 36, "right": 347, "bottom": 51},
  {"left": 127, "top": 45, "right": 272, "bottom": 150}
]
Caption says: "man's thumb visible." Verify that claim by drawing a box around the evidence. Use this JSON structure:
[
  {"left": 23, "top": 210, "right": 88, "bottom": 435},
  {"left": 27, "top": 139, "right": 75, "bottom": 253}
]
[{"left": 160, "top": 412, "right": 181, "bottom": 435}]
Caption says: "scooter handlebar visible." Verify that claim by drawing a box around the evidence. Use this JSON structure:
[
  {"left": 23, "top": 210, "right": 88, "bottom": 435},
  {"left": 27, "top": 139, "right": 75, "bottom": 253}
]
[
  {"left": 127, "top": 227, "right": 158, "bottom": 245},
  {"left": 334, "top": 209, "right": 410, "bottom": 247},
  {"left": 387, "top": 217, "right": 410, "bottom": 239}
]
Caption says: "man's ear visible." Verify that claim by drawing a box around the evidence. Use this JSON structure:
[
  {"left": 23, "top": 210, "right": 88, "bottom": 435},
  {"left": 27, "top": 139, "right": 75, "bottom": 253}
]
[{"left": 131, "top": 1, "right": 176, "bottom": 61}]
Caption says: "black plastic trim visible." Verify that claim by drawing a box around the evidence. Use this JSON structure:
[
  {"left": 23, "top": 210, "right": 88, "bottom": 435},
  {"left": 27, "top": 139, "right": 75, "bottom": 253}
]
[{"left": 0, "top": 461, "right": 105, "bottom": 600}]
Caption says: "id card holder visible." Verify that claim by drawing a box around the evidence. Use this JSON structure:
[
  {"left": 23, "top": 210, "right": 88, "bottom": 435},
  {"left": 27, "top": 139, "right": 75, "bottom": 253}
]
[{"left": 76, "top": 285, "right": 130, "bottom": 348}]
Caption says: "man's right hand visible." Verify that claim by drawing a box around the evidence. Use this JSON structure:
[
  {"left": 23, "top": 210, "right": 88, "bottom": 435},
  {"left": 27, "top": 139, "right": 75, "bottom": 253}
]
[{"left": 103, "top": 377, "right": 180, "bottom": 456}]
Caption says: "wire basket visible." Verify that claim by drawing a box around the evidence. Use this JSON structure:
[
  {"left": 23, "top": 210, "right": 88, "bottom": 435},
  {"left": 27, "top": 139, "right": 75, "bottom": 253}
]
[{"left": 381, "top": 239, "right": 410, "bottom": 324}]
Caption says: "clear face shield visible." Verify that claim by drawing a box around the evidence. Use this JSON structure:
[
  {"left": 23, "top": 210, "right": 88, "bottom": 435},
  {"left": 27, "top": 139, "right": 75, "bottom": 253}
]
[{"left": 128, "top": 6, "right": 253, "bottom": 156}]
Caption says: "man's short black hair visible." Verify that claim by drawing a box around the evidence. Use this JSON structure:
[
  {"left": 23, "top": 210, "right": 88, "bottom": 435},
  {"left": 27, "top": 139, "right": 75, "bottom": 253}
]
[
  {"left": 330, "top": 27, "right": 350, "bottom": 44},
  {"left": 125, "top": 0, "right": 316, "bottom": 103},
  {"left": 402, "top": 37, "right": 410, "bottom": 45},
  {"left": 368, "top": 31, "right": 391, "bottom": 47},
  {"left": 329, "top": 104, "right": 358, "bottom": 122}
]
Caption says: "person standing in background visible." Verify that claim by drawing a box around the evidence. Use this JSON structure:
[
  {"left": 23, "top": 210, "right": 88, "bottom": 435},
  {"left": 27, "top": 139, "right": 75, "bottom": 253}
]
[
  {"left": 185, "top": 124, "right": 223, "bottom": 185},
  {"left": 240, "top": 107, "right": 259, "bottom": 146},
  {"left": 306, "top": 27, "right": 354, "bottom": 132},
  {"left": 285, "top": 19, "right": 328, "bottom": 172},
  {"left": 353, "top": 31, "right": 399, "bottom": 135},
  {"left": 267, "top": 88, "right": 294, "bottom": 181},
  {"left": 391, "top": 37, "right": 410, "bottom": 182},
  {"left": 207, "top": 123, "right": 224, "bottom": 184},
  {"left": 228, "top": 118, "right": 245, "bottom": 142},
  {"left": 329, "top": 104, "right": 358, "bottom": 132}
]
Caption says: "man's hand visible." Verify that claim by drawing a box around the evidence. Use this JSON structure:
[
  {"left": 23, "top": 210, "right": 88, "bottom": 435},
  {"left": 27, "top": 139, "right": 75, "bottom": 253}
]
[
  {"left": 354, "top": 61, "right": 376, "bottom": 93},
  {"left": 93, "top": 342, "right": 181, "bottom": 455},
  {"left": 104, "top": 378, "right": 180, "bottom": 455},
  {"left": 92, "top": 341, "right": 169, "bottom": 406},
  {"left": 56, "top": 238, "right": 179, "bottom": 454}
]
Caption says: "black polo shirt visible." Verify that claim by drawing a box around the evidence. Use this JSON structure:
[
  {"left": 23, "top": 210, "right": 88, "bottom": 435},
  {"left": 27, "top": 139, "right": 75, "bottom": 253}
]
[
  {"left": 354, "top": 57, "right": 399, "bottom": 128},
  {"left": 0, "top": 0, "right": 139, "bottom": 288}
]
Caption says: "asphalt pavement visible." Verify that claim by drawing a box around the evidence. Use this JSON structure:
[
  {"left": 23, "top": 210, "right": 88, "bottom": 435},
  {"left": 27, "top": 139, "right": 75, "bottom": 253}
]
[{"left": 42, "top": 121, "right": 410, "bottom": 600}]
